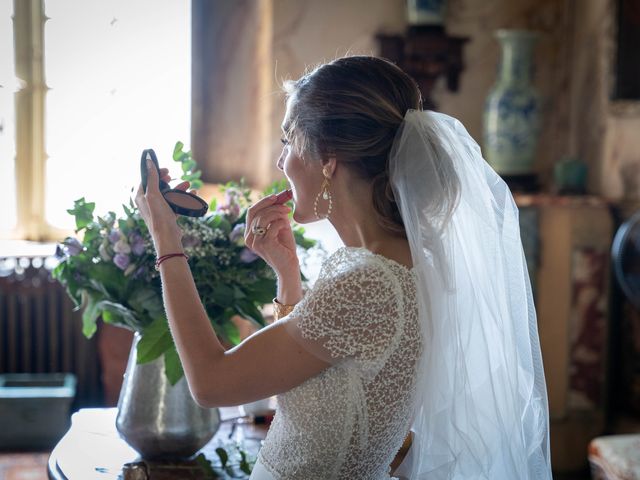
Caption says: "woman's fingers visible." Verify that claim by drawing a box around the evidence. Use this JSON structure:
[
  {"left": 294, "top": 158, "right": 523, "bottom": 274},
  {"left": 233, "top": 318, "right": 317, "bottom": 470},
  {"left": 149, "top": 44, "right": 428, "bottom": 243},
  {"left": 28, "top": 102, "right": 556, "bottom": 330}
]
[
  {"left": 174, "top": 181, "right": 190, "bottom": 191},
  {"left": 247, "top": 210, "right": 291, "bottom": 250},
  {"left": 245, "top": 194, "right": 281, "bottom": 235},
  {"left": 262, "top": 217, "right": 291, "bottom": 241},
  {"left": 253, "top": 209, "right": 290, "bottom": 231}
]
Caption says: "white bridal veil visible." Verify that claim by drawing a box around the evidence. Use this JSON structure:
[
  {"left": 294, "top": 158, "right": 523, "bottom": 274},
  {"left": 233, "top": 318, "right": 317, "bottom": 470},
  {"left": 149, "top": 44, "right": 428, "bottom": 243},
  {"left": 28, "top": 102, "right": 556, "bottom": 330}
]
[{"left": 391, "top": 110, "right": 552, "bottom": 479}]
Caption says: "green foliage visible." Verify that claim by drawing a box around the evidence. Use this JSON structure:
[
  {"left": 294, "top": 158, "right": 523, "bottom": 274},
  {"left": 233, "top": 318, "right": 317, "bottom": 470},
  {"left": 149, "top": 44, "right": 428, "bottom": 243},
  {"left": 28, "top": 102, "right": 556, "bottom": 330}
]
[{"left": 52, "top": 141, "right": 318, "bottom": 385}]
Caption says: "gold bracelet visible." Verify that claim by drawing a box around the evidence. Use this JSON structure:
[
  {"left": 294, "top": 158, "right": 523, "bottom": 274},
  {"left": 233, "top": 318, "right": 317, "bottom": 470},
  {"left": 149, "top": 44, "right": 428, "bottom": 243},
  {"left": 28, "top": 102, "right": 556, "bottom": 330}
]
[{"left": 273, "top": 297, "right": 296, "bottom": 321}]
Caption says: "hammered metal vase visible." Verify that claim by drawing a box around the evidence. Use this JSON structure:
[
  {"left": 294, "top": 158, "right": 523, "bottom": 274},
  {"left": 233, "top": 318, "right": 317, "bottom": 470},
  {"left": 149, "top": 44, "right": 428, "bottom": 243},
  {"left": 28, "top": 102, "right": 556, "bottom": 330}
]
[{"left": 116, "top": 332, "right": 220, "bottom": 460}]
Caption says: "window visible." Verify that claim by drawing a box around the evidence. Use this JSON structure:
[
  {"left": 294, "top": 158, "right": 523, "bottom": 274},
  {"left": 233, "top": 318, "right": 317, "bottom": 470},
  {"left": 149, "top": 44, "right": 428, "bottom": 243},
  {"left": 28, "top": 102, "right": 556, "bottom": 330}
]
[
  {"left": 6, "top": 0, "right": 191, "bottom": 238},
  {"left": 0, "top": 0, "right": 17, "bottom": 235}
]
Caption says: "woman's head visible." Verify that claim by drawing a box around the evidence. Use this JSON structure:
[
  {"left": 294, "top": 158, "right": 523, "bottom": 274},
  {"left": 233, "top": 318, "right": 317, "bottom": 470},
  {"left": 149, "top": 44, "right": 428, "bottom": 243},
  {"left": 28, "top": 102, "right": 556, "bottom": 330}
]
[{"left": 277, "top": 55, "right": 422, "bottom": 236}]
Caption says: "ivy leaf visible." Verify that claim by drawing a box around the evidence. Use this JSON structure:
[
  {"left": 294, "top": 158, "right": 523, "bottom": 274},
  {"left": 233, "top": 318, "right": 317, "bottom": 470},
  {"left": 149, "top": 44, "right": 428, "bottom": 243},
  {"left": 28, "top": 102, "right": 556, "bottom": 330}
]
[
  {"left": 67, "top": 197, "right": 95, "bottom": 230},
  {"left": 172, "top": 141, "right": 185, "bottom": 161},
  {"left": 239, "top": 449, "right": 252, "bottom": 475},
  {"left": 294, "top": 229, "right": 317, "bottom": 249},
  {"left": 215, "top": 447, "right": 229, "bottom": 469},
  {"left": 194, "top": 453, "right": 217, "bottom": 478}
]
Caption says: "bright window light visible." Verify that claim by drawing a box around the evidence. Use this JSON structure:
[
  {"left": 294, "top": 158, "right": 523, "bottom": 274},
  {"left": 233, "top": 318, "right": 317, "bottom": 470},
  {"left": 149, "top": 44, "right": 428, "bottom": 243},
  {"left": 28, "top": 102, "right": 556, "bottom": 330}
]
[
  {"left": 44, "top": 0, "right": 191, "bottom": 229},
  {"left": 0, "top": 1, "right": 17, "bottom": 233}
]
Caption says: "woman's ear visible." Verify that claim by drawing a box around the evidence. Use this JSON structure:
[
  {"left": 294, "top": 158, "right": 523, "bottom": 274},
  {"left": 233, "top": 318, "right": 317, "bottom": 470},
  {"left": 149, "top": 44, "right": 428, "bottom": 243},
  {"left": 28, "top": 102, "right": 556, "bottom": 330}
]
[{"left": 322, "top": 156, "right": 337, "bottom": 178}]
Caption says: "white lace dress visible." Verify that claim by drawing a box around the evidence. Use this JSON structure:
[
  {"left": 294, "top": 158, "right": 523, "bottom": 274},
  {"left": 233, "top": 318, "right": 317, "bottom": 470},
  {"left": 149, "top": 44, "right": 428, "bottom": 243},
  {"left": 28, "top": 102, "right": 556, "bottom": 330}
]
[{"left": 250, "top": 246, "right": 422, "bottom": 480}]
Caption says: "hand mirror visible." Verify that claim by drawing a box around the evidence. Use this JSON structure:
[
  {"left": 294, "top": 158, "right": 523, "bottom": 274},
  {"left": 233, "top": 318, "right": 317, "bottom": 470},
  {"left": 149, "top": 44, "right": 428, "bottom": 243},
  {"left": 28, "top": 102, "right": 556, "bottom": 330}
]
[{"left": 140, "top": 148, "right": 208, "bottom": 217}]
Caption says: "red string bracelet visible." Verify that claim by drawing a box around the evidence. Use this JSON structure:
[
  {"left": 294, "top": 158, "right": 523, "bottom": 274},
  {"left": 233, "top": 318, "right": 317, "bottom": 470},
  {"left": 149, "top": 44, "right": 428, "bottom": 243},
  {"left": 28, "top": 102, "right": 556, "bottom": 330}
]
[{"left": 155, "top": 252, "right": 189, "bottom": 271}]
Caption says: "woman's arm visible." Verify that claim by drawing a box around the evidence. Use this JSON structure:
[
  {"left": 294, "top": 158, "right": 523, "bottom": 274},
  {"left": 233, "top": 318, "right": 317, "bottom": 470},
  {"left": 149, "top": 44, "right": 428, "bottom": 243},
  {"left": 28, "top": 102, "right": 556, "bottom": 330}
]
[
  {"left": 136, "top": 160, "right": 328, "bottom": 408},
  {"left": 156, "top": 235, "right": 327, "bottom": 408}
]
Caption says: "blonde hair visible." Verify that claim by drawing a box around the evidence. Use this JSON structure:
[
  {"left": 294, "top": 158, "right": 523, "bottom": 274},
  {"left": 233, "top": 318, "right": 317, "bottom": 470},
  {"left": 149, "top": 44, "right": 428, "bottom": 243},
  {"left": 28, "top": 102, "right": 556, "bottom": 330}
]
[{"left": 282, "top": 56, "right": 422, "bottom": 236}]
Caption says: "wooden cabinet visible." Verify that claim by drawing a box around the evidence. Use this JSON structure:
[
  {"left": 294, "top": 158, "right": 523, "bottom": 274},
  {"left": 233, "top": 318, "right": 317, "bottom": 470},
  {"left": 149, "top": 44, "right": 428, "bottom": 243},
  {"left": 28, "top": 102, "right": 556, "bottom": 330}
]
[{"left": 515, "top": 194, "right": 614, "bottom": 472}]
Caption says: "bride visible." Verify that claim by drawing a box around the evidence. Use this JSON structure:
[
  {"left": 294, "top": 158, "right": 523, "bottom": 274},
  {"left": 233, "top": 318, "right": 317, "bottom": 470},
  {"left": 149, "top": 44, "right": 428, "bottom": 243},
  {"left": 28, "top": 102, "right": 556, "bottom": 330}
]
[{"left": 136, "top": 55, "right": 552, "bottom": 479}]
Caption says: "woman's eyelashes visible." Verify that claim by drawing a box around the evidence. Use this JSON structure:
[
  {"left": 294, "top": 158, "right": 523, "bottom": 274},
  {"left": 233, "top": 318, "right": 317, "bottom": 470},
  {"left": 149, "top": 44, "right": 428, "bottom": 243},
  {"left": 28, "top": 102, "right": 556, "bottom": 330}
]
[{"left": 280, "top": 137, "right": 289, "bottom": 146}]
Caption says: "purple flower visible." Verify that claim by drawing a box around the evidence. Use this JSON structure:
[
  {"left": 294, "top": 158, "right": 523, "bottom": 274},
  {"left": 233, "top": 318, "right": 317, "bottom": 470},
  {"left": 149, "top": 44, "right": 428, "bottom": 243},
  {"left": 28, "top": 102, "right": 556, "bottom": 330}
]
[
  {"left": 129, "top": 233, "right": 145, "bottom": 256},
  {"left": 228, "top": 203, "right": 240, "bottom": 221},
  {"left": 229, "top": 223, "right": 245, "bottom": 246},
  {"left": 108, "top": 229, "right": 121, "bottom": 244},
  {"left": 133, "top": 266, "right": 146, "bottom": 279},
  {"left": 239, "top": 247, "right": 259, "bottom": 263},
  {"left": 113, "top": 253, "right": 130, "bottom": 270},
  {"left": 114, "top": 239, "right": 131, "bottom": 254},
  {"left": 224, "top": 189, "right": 240, "bottom": 206},
  {"left": 181, "top": 234, "right": 201, "bottom": 249},
  {"left": 62, "top": 238, "right": 83, "bottom": 256}
]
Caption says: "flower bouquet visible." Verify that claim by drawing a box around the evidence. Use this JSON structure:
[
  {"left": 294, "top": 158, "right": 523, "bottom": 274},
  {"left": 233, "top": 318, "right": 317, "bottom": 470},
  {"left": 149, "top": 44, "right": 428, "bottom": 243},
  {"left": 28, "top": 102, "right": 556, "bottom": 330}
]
[{"left": 53, "top": 142, "right": 318, "bottom": 385}]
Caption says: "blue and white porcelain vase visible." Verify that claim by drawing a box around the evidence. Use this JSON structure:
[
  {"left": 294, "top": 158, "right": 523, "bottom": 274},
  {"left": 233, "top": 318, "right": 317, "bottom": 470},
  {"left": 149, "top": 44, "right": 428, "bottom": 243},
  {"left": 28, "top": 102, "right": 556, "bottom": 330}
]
[
  {"left": 483, "top": 30, "right": 540, "bottom": 175},
  {"left": 407, "top": 0, "right": 446, "bottom": 25}
]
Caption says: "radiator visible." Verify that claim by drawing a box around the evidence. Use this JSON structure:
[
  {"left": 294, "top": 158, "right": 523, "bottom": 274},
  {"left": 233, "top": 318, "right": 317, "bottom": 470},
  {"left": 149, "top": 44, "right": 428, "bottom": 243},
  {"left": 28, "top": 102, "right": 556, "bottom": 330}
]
[{"left": 0, "top": 247, "right": 102, "bottom": 409}]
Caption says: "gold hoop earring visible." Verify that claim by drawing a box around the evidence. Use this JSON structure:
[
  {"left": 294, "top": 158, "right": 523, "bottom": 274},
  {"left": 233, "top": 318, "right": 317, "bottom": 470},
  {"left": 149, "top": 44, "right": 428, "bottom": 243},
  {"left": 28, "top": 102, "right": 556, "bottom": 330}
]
[{"left": 314, "top": 171, "right": 333, "bottom": 220}]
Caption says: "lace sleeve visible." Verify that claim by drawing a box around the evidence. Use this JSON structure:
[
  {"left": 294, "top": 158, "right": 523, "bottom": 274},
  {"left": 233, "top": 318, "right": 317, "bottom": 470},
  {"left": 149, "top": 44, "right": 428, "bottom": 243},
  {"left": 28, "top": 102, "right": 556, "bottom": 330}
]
[{"left": 282, "top": 258, "right": 404, "bottom": 380}]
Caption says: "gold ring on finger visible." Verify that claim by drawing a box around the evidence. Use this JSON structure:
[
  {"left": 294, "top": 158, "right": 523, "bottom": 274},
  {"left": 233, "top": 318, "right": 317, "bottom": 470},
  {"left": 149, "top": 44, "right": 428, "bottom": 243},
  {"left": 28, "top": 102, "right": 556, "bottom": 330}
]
[{"left": 252, "top": 225, "right": 268, "bottom": 236}]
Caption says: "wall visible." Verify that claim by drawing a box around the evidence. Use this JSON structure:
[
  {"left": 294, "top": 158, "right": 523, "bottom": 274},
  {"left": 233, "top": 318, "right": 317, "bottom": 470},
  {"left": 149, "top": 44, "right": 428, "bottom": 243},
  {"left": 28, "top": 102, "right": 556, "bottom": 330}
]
[
  {"left": 193, "top": 0, "right": 640, "bottom": 203},
  {"left": 268, "top": 0, "right": 407, "bottom": 180}
]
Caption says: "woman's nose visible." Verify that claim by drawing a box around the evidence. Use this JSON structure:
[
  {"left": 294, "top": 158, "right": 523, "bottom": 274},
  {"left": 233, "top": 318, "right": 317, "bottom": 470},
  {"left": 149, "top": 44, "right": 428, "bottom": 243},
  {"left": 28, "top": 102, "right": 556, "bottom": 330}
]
[{"left": 276, "top": 153, "right": 284, "bottom": 171}]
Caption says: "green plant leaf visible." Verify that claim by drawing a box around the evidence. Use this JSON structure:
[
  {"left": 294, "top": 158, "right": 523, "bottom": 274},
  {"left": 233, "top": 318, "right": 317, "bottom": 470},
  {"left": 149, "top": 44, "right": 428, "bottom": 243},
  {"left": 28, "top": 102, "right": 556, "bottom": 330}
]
[
  {"left": 128, "top": 288, "right": 164, "bottom": 321},
  {"left": 164, "top": 345, "right": 184, "bottom": 386},
  {"left": 98, "top": 300, "right": 145, "bottom": 330},
  {"left": 246, "top": 278, "right": 276, "bottom": 303},
  {"left": 222, "top": 320, "right": 241, "bottom": 346},
  {"left": 294, "top": 229, "right": 317, "bottom": 249},
  {"left": 239, "top": 449, "right": 252, "bottom": 475},
  {"left": 67, "top": 197, "right": 95, "bottom": 230},
  {"left": 194, "top": 453, "right": 217, "bottom": 478},
  {"left": 80, "top": 290, "right": 100, "bottom": 338},
  {"left": 234, "top": 299, "right": 264, "bottom": 328},
  {"left": 215, "top": 447, "right": 229, "bottom": 469},
  {"left": 172, "top": 141, "right": 185, "bottom": 160},
  {"left": 137, "top": 317, "right": 174, "bottom": 364},
  {"left": 214, "top": 284, "right": 235, "bottom": 308}
]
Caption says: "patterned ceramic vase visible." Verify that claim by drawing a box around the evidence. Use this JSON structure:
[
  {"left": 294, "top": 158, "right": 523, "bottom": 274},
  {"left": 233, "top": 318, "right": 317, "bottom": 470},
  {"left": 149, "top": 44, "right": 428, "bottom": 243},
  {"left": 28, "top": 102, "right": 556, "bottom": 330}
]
[
  {"left": 115, "top": 332, "right": 221, "bottom": 459},
  {"left": 483, "top": 29, "right": 540, "bottom": 175},
  {"left": 406, "top": 0, "right": 446, "bottom": 25}
]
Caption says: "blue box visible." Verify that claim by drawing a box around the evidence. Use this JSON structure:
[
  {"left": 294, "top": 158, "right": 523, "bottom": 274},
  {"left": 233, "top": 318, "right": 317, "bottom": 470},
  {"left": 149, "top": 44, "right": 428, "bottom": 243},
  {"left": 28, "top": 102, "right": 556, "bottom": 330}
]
[{"left": 0, "top": 373, "right": 76, "bottom": 450}]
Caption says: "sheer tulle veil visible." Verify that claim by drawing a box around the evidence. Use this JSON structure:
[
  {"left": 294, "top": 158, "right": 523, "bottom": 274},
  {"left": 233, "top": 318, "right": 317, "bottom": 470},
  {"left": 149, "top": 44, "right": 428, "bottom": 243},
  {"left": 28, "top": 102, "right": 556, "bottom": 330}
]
[{"left": 391, "top": 110, "right": 552, "bottom": 479}]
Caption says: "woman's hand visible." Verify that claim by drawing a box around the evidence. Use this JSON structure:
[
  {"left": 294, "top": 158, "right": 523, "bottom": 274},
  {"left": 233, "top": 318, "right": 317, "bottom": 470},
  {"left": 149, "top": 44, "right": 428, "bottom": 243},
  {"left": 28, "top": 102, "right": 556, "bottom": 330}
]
[
  {"left": 244, "top": 194, "right": 298, "bottom": 278},
  {"left": 134, "top": 159, "right": 193, "bottom": 255}
]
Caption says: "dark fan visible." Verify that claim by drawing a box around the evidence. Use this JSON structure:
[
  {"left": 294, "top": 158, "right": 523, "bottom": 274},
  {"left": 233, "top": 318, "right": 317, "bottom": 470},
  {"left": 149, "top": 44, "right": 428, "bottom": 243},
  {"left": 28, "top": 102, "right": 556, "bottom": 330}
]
[{"left": 612, "top": 211, "right": 640, "bottom": 308}]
